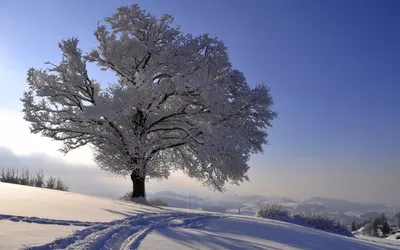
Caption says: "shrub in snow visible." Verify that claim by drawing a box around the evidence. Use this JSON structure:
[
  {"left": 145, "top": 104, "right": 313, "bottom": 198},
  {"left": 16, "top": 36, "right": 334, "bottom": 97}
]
[
  {"left": 0, "top": 167, "right": 68, "bottom": 191},
  {"left": 120, "top": 192, "right": 134, "bottom": 201},
  {"left": 0, "top": 167, "right": 19, "bottom": 184},
  {"left": 148, "top": 198, "right": 168, "bottom": 207},
  {"left": 256, "top": 201, "right": 289, "bottom": 219},
  {"left": 120, "top": 192, "right": 167, "bottom": 206},
  {"left": 19, "top": 168, "right": 31, "bottom": 186},
  {"left": 255, "top": 202, "right": 353, "bottom": 237},
  {"left": 46, "top": 176, "right": 56, "bottom": 189},
  {"left": 121, "top": 192, "right": 150, "bottom": 205},
  {"left": 292, "top": 211, "right": 353, "bottom": 237},
  {"left": 33, "top": 169, "right": 44, "bottom": 187},
  {"left": 55, "top": 177, "right": 69, "bottom": 191}
]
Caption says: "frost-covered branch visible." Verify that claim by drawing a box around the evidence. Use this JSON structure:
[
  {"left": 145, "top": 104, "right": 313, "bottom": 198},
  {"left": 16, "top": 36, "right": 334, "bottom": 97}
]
[{"left": 21, "top": 4, "right": 277, "bottom": 197}]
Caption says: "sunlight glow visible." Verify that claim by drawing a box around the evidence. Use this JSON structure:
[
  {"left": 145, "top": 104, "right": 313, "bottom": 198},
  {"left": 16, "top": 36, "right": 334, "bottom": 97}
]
[{"left": 0, "top": 109, "right": 95, "bottom": 166}]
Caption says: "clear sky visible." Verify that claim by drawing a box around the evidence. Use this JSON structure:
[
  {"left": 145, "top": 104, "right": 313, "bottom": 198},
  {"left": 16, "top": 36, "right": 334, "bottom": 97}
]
[{"left": 0, "top": 0, "right": 399, "bottom": 205}]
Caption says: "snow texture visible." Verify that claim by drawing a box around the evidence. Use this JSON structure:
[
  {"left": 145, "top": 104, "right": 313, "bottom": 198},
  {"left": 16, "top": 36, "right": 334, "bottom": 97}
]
[
  {"left": 22, "top": 213, "right": 217, "bottom": 249},
  {"left": 0, "top": 221, "right": 82, "bottom": 250},
  {"left": 2, "top": 183, "right": 400, "bottom": 250},
  {"left": 0, "top": 182, "right": 163, "bottom": 222},
  {"left": 141, "top": 217, "right": 400, "bottom": 250}
]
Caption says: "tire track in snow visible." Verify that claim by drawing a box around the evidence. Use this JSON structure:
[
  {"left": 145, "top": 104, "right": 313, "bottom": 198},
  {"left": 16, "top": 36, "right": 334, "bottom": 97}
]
[
  {"left": 121, "top": 214, "right": 222, "bottom": 250},
  {"left": 22, "top": 212, "right": 220, "bottom": 250},
  {"left": 0, "top": 214, "right": 99, "bottom": 227}
]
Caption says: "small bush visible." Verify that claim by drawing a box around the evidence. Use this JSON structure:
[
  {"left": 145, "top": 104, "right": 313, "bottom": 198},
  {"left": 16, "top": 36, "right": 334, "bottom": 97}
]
[
  {"left": 148, "top": 198, "right": 168, "bottom": 207},
  {"left": 120, "top": 191, "right": 133, "bottom": 201},
  {"left": 256, "top": 201, "right": 289, "bottom": 219},
  {"left": 120, "top": 192, "right": 167, "bottom": 207},
  {"left": 55, "top": 177, "right": 69, "bottom": 191},
  {"left": 34, "top": 170, "right": 44, "bottom": 188},
  {"left": 46, "top": 176, "right": 56, "bottom": 189},
  {"left": 292, "top": 211, "right": 352, "bottom": 237},
  {"left": 19, "top": 168, "right": 31, "bottom": 186},
  {"left": 0, "top": 167, "right": 19, "bottom": 184},
  {"left": 0, "top": 167, "right": 68, "bottom": 191}
]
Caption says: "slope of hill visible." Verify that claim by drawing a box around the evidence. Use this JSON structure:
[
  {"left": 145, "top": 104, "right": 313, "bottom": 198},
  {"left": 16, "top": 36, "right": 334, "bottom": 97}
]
[{"left": 1, "top": 183, "right": 400, "bottom": 250}]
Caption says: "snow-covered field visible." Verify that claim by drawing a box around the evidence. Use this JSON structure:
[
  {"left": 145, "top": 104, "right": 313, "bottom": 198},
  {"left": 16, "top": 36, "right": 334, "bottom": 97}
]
[{"left": 1, "top": 183, "right": 400, "bottom": 250}]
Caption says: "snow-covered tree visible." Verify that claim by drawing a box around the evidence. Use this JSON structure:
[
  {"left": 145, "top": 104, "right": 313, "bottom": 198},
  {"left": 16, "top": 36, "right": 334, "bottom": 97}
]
[
  {"left": 395, "top": 212, "right": 400, "bottom": 228},
  {"left": 371, "top": 217, "right": 380, "bottom": 237},
  {"left": 382, "top": 220, "right": 391, "bottom": 235},
  {"left": 351, "top": 221, "right": 356, "bottom": 231},
  {"left": 21, "top": 4, "right": 276, "bottom": 198}
]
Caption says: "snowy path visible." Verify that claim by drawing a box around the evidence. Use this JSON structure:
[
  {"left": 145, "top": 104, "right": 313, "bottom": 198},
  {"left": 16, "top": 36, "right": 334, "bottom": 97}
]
[{"left": 18, "top": 212, "right": 220, "bottom": 250}]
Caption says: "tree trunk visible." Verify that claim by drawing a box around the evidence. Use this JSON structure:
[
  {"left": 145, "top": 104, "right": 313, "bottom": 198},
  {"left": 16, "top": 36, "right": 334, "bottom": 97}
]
[{"left": 131, "top": 171, "right": 146, "bottom": 198}]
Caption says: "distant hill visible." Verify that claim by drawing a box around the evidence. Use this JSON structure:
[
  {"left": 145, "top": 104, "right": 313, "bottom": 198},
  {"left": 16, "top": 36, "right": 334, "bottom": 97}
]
[
  {"left": 148, "top": 191, "right": 206, "bottom": 209},
  {"left": 304, "top": 197, "right": 387, "bottom": 213},
  {"left": 292, "top": 203, "right": 328, "bottom": 213},
  {"left": 222, "top": 194, "right": 297, "bottom": 204},
  {"left": 148, "top": 191, "right": 390, "bottom": 215}
]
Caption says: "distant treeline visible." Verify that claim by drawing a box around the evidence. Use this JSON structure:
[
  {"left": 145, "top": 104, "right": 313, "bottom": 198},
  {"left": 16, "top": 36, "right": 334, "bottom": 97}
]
[
  {"left": 256, "top": 201, "right": 353, "bottom": 237},
  {"left": 0, "top": 167, "right": 68, "bottom": 191}
]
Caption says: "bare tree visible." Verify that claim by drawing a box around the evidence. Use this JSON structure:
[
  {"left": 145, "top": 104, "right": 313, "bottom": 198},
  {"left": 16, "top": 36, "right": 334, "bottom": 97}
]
[{"left": 21, "top": 4, "right": 277, "bottom": 198}]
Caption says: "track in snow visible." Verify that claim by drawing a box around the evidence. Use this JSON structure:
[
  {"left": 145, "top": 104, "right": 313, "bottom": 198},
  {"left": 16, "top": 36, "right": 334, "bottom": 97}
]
[
  {"left": 0, "top": 214, "right": 99, "bottom": 227},
  {"left": 356, "top": 236, "right": 400, "bottom": 248},
  {"left": 18, "top": 212, "right": 220, "bottom": 250}
]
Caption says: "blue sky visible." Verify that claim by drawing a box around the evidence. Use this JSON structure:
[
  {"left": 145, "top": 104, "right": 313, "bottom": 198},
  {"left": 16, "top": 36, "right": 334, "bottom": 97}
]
[{"left": 0, "top": 0, "right": 399, "bottom": 204}]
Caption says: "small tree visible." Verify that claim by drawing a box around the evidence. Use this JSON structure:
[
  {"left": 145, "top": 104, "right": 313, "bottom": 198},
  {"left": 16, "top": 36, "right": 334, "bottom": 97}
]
[
  {"left": 351, "top": 221, "right": 357, "bottom": 231},
  {"left": 46, "top": 176, "right": 56, "bottom": 189},
  {"left": 21, "top": 4, "right": 276, "bottom": 198},
  {"left": 356, "top": 220, "right": 368, "bottom": 231},
  {"left": 34, "top": 169, "right": 44, "bottom": 187},
  {"left": 55, "top": 177, "right": 69, "bottom": 191},
  {"left": 371, "top": 217, "right": 380, "bottom": 237},
  {"left": 380, "top": 213, "right": 386, "bottom": 225},
  {"left": 238, "top": 203, "right": 246, "bottom": 215},
  {"left": 382, "top": 220, "right": 391, "bottom": 235},
  {"left": 19, "top": 168, "right": 31, "bottom": 185},
  {"left": 363, "top": 222, "right": 372, "bottom": 236},
  {"left": 395, "top": 213, "right": 400, "bottom": 228}
]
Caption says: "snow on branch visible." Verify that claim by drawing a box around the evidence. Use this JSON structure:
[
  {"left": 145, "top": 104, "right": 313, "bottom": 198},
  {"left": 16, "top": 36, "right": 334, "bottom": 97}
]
[{"left": 21, "top": 4, "right": 277, "bottom": 191}]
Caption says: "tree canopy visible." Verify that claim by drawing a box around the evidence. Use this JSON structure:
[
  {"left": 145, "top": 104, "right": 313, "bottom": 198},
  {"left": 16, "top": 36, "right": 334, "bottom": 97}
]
[{"left": 22, "top": 4, "right": 277, "bottom": 197}]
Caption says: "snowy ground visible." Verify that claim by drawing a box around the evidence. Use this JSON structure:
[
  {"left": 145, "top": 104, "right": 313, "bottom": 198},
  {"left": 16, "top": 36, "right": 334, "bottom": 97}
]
[{"left": 1, "top": 183, "right": 400, "bottom": 250}]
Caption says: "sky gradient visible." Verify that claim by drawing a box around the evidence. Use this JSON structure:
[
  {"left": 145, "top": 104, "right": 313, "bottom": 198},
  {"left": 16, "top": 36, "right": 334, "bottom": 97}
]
[{"left": 0, "top": 0, "right": 399, "bottom": 205}]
